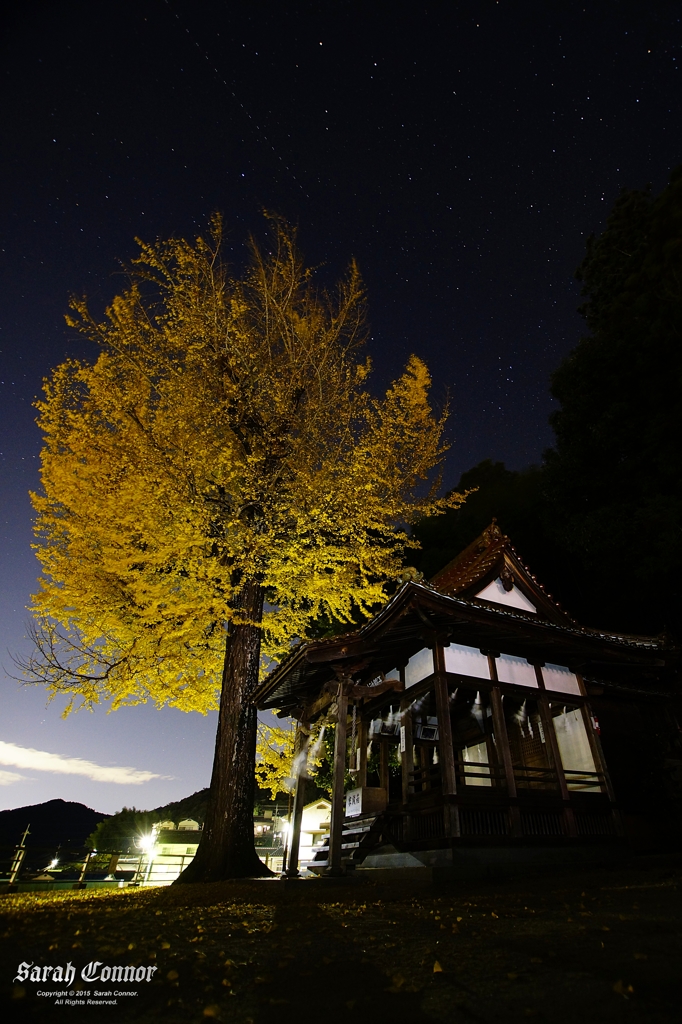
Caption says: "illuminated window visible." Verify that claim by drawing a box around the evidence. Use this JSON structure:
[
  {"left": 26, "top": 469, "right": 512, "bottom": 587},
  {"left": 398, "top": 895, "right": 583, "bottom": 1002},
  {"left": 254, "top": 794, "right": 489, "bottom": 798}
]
[
  {"left": 496, "top": 654, "right": 538, "bottom": 687},
  {"left": 462, "top": 741, "right": 491, "bottom": 787},
  {"left": 444, "top": 643, "right": 490, "bottom": 679},
  {"left": 542, "top": 664, "right": 581, "bottom": 695},
  {"left": 552, "top": 706, "right": 599, "bottom": 791},
  {"left": 405, "top": 648, "right": 434, "bottom": 687},
  {"left": 504, "top": 696, "right": 553, "bottom": 789},
  {"left": 451, "top": 689, "right": 496, "bottom": 789}
]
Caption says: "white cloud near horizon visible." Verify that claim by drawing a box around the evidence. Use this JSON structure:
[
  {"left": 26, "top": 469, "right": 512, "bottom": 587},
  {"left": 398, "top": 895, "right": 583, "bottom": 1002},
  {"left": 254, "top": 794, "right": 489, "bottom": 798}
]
[
  {"left": 0, "top": 769, "right": 26, "bottom": 786},
  {"left": 0, "top": 741, "right": 169, "bottom": 785}
]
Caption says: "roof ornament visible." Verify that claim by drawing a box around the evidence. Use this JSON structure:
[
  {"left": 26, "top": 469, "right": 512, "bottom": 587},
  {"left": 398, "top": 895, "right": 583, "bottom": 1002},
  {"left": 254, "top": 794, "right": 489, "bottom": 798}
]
[
  {"left": 398, "top": 566, "right": 424, "bottom": 583},
  {"left": 482, "top": 518, "right": 503, "bottom": 547},
  {"left": 499, "top": 566, "right": 515, "bottom": 592}
]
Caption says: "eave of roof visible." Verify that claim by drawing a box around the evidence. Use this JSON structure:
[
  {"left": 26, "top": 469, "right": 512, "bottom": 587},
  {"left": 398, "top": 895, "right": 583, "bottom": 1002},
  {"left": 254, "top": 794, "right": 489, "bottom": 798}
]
[{"left": 254, "top": 580, "right": 677, "bottom": 711}]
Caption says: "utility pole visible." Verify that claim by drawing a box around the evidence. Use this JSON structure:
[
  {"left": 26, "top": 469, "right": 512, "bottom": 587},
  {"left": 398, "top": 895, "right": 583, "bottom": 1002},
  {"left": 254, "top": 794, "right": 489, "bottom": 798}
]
[
  {"left": 74, "top": 849, "right": 95, "bottom": 889},
  {"left": 8, "top": 825, "right": 30, "bottom": 887}
]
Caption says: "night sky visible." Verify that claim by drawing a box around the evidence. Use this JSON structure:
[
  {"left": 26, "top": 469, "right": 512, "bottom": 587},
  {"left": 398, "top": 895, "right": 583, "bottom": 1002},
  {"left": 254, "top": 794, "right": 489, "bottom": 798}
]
[{"left": 1, "top": 0, "right": 680, "bottom": 814}]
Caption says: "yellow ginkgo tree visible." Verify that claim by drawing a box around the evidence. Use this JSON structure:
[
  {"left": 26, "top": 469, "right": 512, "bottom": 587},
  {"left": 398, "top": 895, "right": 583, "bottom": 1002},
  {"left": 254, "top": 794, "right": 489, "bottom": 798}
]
[
  {"left": 255, "top": 721, "right": 297, "bottom": 800},
  {"left": 26, "top": 215, "right": 463, "bottom": 880}
]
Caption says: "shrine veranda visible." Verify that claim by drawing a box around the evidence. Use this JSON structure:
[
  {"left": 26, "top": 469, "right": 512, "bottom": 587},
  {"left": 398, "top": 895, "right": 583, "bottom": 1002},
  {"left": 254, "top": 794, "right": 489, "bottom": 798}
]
[{"left": 255, "top": 524, "right": 681, "bottom": 878}]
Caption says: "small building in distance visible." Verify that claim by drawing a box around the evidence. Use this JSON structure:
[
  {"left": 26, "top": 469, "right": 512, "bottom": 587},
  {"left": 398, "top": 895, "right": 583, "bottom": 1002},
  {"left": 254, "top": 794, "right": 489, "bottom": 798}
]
[
  {"left": 298, "top": 799, "right": 331, "bottom": 872},
  {"left": 115, "top": 818, "right": 203, "bottom": 885},
  {"left": 116, "top": 797, "right": 313, "bottom": 882},
  {"left": 253, "top": 797, "right": 330, "bottom": 873},
  {"left": 253, "top": 799, "right": 290, "bottom": 873}
]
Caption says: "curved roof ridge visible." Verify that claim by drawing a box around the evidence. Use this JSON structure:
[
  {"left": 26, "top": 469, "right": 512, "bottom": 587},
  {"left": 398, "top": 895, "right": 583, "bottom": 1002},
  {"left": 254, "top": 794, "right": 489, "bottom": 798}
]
[
  {"left": 430, "top": 520, "right": 572, "bottom": 618},
  {"left": 502, "top": 537, "right": 578, "bottom": 625}
]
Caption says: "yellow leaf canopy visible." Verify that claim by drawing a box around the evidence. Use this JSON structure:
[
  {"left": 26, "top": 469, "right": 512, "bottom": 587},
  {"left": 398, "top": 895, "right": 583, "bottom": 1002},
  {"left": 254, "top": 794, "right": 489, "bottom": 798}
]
[{"left": 29, "top": 216, "right": 462, "bottom": 712}]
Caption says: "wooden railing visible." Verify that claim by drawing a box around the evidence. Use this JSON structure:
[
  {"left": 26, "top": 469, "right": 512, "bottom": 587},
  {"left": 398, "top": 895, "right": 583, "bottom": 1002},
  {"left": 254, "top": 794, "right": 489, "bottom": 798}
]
[
  {"left": 521, "top": 809, "right": 565, "bottom": 836},
  {"left": 512, "top": 764, "right": 558, "bottom": 788},
  {"left": 455, "top": 759, "right": 504, "bottom": 785},
  {"left": 405, "top": 806, "right": 615, "bottom": 840},
  {"left": 574, "top": 810, "right": 616, "bottom": 836},
  {"left": 408, "top": 764, "right": 442, "bottom": 793},
  {"left": 409, "top": 760, "right": 607, "bottom": 797},
  {"left": 383, "top": 814, "right": 407, "bottom": 844},
  {"left": 459, "top": 807, "right": 509, "bottom": 836},
  {"left": 453, "top": 760, "right": 605, "bottom": 791},
  {"left": 411, "top": 809, "right": 445, "bottom": 840},
  {"left": 562, "top": 769, "right": 604, "bottom": 791}
]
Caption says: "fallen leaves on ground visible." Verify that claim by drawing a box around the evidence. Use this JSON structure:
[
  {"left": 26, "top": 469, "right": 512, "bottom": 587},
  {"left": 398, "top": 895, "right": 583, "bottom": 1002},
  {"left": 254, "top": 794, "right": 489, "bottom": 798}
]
[{"left": 0, "top": 865, "right": 679, "bottom": 1022}]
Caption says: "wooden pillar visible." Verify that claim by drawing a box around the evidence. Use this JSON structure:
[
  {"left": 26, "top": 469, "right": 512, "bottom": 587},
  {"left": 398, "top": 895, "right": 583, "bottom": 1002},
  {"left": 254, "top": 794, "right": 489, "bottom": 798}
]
[
  {"left": 379, "top": 738, "right": 389, "bottom": 794},
  {"left": 533, "top": 666, "right": 577, "bottom": 837},
  {"left": 578, "top": 695, "right": 624, "bottom": 836},
  {"left": 579, "top": 699, "right": 616, "bottom": 800},
  {"left": 484, "top": 731, "right": 498, "bottom": 784},
  {"left": 358, "top": 716, "right": 368, "bottom": 788},
  {"left": 327, "top": 687, "right": 349, "bottom": 875},
  {"left": 487, "top": 655, "right": 523, "bottom": 838},
  {"left": 400, "top": 695, "right": 414, "bottom": 808},
  {"left": 285, "top": 721, "right": 310, "bottom": 877},
  {"left": 433, "top": 642, "right": 460, "bottom": 837}
]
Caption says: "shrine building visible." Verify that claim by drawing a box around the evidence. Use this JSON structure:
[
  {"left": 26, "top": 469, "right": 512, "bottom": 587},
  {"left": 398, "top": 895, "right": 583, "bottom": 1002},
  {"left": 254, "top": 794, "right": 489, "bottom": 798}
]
[{"left": 254, "top": 523, "right": 681, "bottom": 878}]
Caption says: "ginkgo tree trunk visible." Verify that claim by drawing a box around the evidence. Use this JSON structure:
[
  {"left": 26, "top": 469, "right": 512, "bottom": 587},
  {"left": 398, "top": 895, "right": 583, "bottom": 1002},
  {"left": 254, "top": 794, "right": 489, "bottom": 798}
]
[{"left": 26, "top": 215, "right": 463, "bottom": 881}]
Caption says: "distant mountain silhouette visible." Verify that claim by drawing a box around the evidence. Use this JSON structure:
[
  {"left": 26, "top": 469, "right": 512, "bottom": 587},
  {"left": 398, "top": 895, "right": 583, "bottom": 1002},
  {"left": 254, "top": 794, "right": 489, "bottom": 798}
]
[
  {"left": 0, "top": 799, "right": 109, "bottom": 868},
  {"left": 146, "top": 785, "right": 291, "bottom": 824},
  {"left": 149, "top": 787, "right": 210, "bottom": 826}
]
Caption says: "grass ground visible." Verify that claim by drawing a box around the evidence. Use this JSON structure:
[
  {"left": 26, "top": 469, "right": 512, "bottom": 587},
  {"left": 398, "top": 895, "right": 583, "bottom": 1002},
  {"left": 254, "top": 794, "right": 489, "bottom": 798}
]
[{"left": 1, "top": 859, "right": 680, "bottom": 1023}]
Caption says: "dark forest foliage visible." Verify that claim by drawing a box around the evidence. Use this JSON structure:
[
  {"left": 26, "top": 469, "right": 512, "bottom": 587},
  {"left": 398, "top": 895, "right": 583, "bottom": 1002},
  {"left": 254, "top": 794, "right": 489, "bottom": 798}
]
[
  {"left": 415, "top": 169, "right": 682, "bottom": 638},
  {"left": 86, "top": 790, "right": 210, "bottom": 852},
  {"left": 544, "top": 168, "right": 682, "bottom": 635}
]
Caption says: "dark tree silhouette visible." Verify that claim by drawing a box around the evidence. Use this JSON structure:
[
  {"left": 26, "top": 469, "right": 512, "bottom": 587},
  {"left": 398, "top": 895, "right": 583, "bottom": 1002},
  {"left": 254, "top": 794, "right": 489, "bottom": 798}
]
[{"left": 544, "top": 168, "right": 682, "bottom": 636}]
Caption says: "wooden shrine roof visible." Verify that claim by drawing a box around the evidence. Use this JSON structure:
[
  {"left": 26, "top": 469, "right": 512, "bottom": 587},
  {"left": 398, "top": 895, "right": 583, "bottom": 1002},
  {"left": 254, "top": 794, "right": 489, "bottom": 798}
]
[
  {"left": 430, "top": 520, "right": 572, "bottom": 624},
  {"left": 254, "top": 577, "right": 679, "bottom": 716}
]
